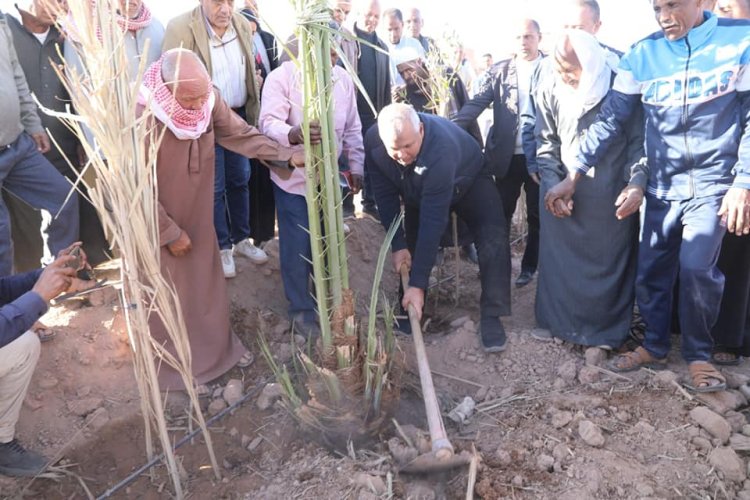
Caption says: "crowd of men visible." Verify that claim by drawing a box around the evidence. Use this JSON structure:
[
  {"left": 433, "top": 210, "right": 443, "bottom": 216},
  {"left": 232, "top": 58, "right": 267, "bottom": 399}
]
[{"left": 0, "top": 0, "right": 749, "bottom": 479}]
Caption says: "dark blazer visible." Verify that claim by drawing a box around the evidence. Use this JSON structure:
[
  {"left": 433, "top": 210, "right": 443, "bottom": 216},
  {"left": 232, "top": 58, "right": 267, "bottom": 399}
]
[
  {"left": 453, "top": 55, "right": 544, "bottom": 179},
  {"left": 353, "top": 23, "right": 391, "bottom": 122}
]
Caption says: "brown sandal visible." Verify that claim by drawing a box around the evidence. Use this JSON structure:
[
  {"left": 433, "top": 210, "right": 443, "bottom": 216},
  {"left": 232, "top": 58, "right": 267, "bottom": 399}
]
[
  {"left": 608, "top": 346, "right": 667, "bottom": 372},
  {"left": 685, "top": 362, "right": 726, "bottom": 393}
]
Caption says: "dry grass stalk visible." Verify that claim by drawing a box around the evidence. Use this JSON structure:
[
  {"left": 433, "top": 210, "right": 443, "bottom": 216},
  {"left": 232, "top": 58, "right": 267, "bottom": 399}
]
[{"left": 49, "top": 1, "right": 218, "bottom": 496}]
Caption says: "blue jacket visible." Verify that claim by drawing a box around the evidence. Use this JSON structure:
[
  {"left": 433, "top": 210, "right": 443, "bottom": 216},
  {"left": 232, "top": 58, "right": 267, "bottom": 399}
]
[
  {"left": 365, "top": 113, "right": 485, "bottom": 289},
  {"left": 572, "top": 12, "right": 750, "bottom": 200},
  {"left": 0, "top": 269, "right": 46, "bottom": 349}
]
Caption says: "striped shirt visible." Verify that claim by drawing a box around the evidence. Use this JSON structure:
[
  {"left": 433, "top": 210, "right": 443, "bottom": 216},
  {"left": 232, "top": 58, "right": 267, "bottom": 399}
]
[{"left": 206, "top": 20, "right": 247, "bottom": 109}]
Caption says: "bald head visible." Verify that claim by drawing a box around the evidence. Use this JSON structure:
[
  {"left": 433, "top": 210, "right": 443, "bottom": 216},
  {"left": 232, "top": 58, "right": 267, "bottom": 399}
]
[
  {"left": 514, "top": 18, "right": 542, "bottom": 61},
  {"left": 554, "top": 34, "right": 582, "bottom": 88},
  {"left": 162, "top": 49, "right": 211, "bottom": 110},
  {"left": 405, "top": 7, "right": 424, "bottom": 38},
  {"left": 378, "top": 103, "right": 423, "bottom": 166},
  {"left": 356, "top": 0, "right": 381, "bottom": 32}
]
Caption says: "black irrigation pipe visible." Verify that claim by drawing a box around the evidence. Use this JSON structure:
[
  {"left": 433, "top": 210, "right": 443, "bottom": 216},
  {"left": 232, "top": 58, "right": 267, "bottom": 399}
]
[{"left": 96, "top": 380, "right": 268, "bottom": 500}]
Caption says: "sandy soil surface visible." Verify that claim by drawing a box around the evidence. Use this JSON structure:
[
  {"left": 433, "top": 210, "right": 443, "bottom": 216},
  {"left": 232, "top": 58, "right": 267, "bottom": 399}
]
[{"left": 2, "top": 216, "right": 750, "bottom": 500}]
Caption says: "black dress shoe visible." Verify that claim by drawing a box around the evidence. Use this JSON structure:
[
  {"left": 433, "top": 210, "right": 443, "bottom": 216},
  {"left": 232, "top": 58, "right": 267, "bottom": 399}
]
[
  {"left": 0, "top": 439, "right": 48, "bottom": 477},
  {"left": 480, "top": 316, "right": 507, "bottom": 353},
  {"left": 515, "top": 270, "right": 535, "bottom": 288}
]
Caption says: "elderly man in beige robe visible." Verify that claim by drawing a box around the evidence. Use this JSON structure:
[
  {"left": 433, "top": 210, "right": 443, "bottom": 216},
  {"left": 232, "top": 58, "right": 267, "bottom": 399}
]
[{"left": 140, "top": 48, "right": 303, "bottom": 391}]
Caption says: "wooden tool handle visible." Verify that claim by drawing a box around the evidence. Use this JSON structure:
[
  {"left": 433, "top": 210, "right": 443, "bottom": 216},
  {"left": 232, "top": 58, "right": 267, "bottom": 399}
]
[{"left": 400, "top": 265, "right": 454, "bottom": 458}]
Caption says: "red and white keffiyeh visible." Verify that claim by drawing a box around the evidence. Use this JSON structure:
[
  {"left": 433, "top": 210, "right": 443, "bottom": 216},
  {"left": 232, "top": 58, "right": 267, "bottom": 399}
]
[
  {"left": 138, "top": 54, "right": 216, "bottom": 140},
  {"left": 116, "top": 3, "right": 153, "bottom": 33}
]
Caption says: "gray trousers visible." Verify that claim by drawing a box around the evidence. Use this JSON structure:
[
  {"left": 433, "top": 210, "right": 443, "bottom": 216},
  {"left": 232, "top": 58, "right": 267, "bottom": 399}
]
[{"left": 0, "top": 133, "right": 79, "bottom": 276}]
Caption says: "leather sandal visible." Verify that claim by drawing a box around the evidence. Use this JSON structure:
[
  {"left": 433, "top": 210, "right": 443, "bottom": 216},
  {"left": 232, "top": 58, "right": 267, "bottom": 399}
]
[
  {"left": 608, "top": 346, "right": 667, "bottom": 372},
  {"left": 685, "top": 362, "right": 726, "bottom": 393},
  {"left": 711, "top": 352, "right": 741, "bottom": 366}
]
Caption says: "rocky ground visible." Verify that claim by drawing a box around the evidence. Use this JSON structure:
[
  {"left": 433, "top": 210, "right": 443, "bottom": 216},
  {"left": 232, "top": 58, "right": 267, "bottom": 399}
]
[{"left": 2, "top": 216, "right": 750, "bottom": 499}]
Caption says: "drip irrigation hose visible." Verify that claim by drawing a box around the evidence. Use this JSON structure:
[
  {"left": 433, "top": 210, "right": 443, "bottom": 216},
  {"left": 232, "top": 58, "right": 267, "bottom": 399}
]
[{"left": 96, "top": 380, "right": 268, "bottom": 499}]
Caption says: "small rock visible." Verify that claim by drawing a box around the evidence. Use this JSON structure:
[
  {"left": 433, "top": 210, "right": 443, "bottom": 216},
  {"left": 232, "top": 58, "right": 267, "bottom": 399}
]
[
  {"left": 463, "top": 320, "right": 476, "bottom": 333},
  {"left": 557, "top": 360, "right": 578, "bottom": 383},
  {"left": 726, "top": 411, "right": 747, "bottom": 433},
  {"left": 207, "top": 398, "right": 226, "bottom": 416},
  {"left": 474, "top": 386, "right": 489, "bottom": 402},
  {"left": 633, "top": 420, "right": 655, "bottom": 434},
  {"left": 212, "top": 387, "right": 223, "bottom": 399},
  {"left": 38, "top": 376, "right": 59, "bottom": 390},
  {"left": 690, "top": 407, "right": 731, "bottom": 444},
  {"left": 551, "top": 411, "right": 573, "bottom": 429},
  {"left": 66, "top": 397, "right": 103, "bottom": 417},
  {"left": 448, "top": 397, "right": 475, "bottom": 424},
  {"left": 511, "top": 475, "right": 524, "bottom": 488},
  {"left": 353, "top": 473, "right": 386, "bottom": 495},
  {"left": 262, "top": 268, "right": 272, "bottom": 277},
  {"left": 584, "top": 347, "right": 607, "bottom": 367},
  {"left": 653, "top": 370, "right": 679, "bottom": 387},
  {"left": 578, "top": 366, "right": 600, "bottom": 384},
  {"left": 228, "top": 427, "right": 239, "bottom": 438},
  {"left": 293, "top": 334, "right": 306, "bottom": 347},
  {"left": 697, "top": 390, "right": 747, "bottom": 415},
  {"left": 274, "top": 343, "right": 294, "bottom": 364},
  {"left": 578, "top": 420, "right": 605, "bottom": 447},
  {"left": 635, "top": 483, "right": 654, "bottom": 496},
  {"left": 709, "top": 447, "right": 746, "bottom": 483},
  {"left": 583, "top": 467, "right": 603, "bottom": 494},
  {"left": 724, "top": 371, "right": 750, "bottom": 389},
  {"left": 223, "top": 379, "right": 244, "bottom": 406},
  {"left": 743, "top": 425, "right": 750, "bottom": 437},
  {"left": 738, "top": 491, "right": 750, "bottom": 500},
  {"left": 459, "top": 352, "right": 467, "bottom": 361},
  {"left": 692, "top": 436, "right": 712, "bottom": 453},
  {"left": 247, "top": 436, "right": 263, "bottom": 452},
  {"left": 553, "top": 378, "right": 567, "bottom": 390},
  {"left": 537, "top": 454, "right": 554, "bottom": 472},
  {"left": 388, "top": 437, "right": 418, "bottom": 466},
  {"left": 466, "top": 355, "right": 478, "bottom": 363},
  {"left": 730, "top": 433, "right": 750, "bottom": 452},
  {"left": 552, "top": 443, "right": 571, "bottom": 463},
  {"left": 256, "top": 383, "right": 284, "bottom": 410},
  {"left": 494, "top": 448, "right": 512, "bottom": 466},
  {"left": 450, "top": 316, "right": 470, "bottom": 328}
]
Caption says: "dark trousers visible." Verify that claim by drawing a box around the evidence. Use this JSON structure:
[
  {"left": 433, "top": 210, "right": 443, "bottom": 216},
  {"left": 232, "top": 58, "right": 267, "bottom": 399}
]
[
  {"left": 495, "top": 154, "right": 539, "bottom": 273},
  {"left": 273, "top": 185, "right": 316, "bottom": 321},
  {"left": 214, "top": 107, "right": 251, "bottom": 250},
  {"left": 403, "top": 174, "right": 511, "bottom": 318},
  {"left": 249, "top": 158, "right": 276, "bottom": 244},
  {"left": 712, "top": 233, "right": 750, "bottom": 355},
  {"left": 0, "top": 133, "right": 79, "bottom": 276},
  {"left": 638, "top": 195, "right": 726, "bottom": 362},
  {"left": 360, "top": 117, "right": 377, "bottom": 212}
]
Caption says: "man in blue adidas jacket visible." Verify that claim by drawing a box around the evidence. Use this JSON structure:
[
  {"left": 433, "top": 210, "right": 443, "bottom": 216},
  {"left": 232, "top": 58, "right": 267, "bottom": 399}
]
[{"left": 545, "top": 0, "right": 750, "bottom": 391}]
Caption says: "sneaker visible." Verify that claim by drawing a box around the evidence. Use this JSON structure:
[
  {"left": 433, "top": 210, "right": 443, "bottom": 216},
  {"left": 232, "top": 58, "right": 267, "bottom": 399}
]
[
  {"left": 220, "top": 249, "right": 236, "bottom": 278},
  {"left": 531, "top": 327, "right": 553, "bottom": 342},
  {"left": 234, "top": 239, "right": 269, "bottom": 264},
  {"left": 480, "top": 316, "right": 507, "bottom": 353},
  {"left": 515, "top": 270, "right": 535, "bottom": 288},
  {"left": 0, "top": 439, "right": 48, "bottom": 477}
]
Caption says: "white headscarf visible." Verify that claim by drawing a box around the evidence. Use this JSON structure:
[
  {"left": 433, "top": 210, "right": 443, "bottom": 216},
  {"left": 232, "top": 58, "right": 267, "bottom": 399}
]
[{"left": 555, "top": 30, "right": 617, "bottom": 119}]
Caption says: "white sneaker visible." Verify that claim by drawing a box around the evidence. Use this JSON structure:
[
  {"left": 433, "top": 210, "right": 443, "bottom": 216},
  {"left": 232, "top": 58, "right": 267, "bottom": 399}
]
[
  {"left": 234, "top": 239, "right": 269, "bottom": 264},
  {"left": 220, "top": 249, "right": 236, "bottom": 278}
]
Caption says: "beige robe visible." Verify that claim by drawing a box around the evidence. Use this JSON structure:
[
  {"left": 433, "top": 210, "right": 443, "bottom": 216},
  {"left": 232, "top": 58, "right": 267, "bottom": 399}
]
[{"left": 151, "top": 90, "right": 294, "bottom": 390}]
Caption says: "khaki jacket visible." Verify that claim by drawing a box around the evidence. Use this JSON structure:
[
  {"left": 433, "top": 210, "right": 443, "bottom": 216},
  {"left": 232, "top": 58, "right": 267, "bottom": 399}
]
[{"left": 162, "top": 7, "right": 259, "bottom": 125}]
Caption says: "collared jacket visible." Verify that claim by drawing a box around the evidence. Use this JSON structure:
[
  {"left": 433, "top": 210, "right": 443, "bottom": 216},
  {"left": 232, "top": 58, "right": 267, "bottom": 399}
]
[
  {"left": 572, "top": 11, "right": 750, "bottom": 199},
  {"left": 365, "top": 113, "right": 484, "bottom": 290},
  {"left": 353, "top": 23, "right": 391, "bottom": 125},
  {"left": 7, "top": 14, "right": 79, "bottom": 169},
  {"left": 162, "top": 7, "right": 260, "bottom": 125},
  {"left": 453, "top": 54, "right": 544, "bottom": 179},
  {"left": 0, "top": 10, "right": 43, "bottom": 147}
]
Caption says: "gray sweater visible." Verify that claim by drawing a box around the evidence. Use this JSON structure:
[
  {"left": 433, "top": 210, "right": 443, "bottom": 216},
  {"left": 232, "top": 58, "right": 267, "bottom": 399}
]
[{"left": 0, "top": 11, "right": 43, "bottom": 147}]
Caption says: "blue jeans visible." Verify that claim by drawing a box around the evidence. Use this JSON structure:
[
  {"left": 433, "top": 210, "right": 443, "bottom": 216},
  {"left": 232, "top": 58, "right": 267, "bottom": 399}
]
[
  {"left": 213, "top": 109, "right": 251, "bottom": 250},
  {"left": 0, "top": 133, "right": 79, "bottom": 276},
  {"left": 638, "top": 195, "right": 726, "bottom": 363},
  {"left": 273, "top": 185, "right": 316, "bottom": 321}
]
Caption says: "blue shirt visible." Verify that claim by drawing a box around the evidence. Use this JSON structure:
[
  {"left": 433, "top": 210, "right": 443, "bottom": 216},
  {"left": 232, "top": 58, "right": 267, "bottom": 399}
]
[{"left": 0, "top": 269, "right": 46, "bottom": 349}]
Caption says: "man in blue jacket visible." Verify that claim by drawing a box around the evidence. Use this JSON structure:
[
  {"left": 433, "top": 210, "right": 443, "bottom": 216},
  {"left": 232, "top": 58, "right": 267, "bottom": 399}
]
[
  {"left": 0, "top": 247, "right": 90, "bottom": 476},
  {"left": 545, "top": 0, "right": 750, "bottom": 392},
  {"left": 365, "top": 103, "right": 511, "bottom": 351}
]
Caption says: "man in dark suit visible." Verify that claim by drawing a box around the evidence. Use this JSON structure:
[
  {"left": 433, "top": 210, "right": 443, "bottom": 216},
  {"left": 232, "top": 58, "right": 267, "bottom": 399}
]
[{"left": 453, "top": 19, "right": 544, "bottom": 288}]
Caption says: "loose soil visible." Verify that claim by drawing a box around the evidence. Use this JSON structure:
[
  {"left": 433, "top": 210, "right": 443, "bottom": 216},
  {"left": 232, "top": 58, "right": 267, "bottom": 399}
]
[{"left": 2, "top": 216, "right": 749, "bottom": 499}]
